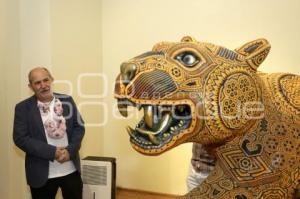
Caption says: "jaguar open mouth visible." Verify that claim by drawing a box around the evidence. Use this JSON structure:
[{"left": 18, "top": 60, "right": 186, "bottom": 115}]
[{"left": 117, "top": 99, "right": 192, "bottom": 149}]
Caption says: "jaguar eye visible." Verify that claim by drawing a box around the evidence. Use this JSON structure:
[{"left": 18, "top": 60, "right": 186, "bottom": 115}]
[{"left": 175, "top": 52, "right": 200, "bottom": 67}]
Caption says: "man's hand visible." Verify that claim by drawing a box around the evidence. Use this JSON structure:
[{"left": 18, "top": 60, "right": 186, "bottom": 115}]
[
  {"left": 55, "top": 146, "right": 64, "bottom": 159},
  {"left": 55, "top": 147, "right": 70, "bottom": 163}
]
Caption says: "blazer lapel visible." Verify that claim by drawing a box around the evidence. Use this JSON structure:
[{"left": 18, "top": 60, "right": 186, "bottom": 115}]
[{"left": 28, "top": 96, "right": 48, "bottom": 141}]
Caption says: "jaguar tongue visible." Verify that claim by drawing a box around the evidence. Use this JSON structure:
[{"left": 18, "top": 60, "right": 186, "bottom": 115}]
[{"left": 127, "top": 126, "right": 160, "bottom": 145}]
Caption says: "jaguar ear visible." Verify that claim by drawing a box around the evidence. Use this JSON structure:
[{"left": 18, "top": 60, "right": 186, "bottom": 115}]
[
  {"left": 235, "top": 39, "right": 271, "bottom": 70},
  {"left": 181, "top": 36, "right": 196, "bottom": 42}
]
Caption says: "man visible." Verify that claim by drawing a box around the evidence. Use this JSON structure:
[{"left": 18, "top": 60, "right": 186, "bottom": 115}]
[
  {"left": 186, "top": 143, "right": 216, "bottom": 191},
  {"left": 13, "top": 67, "right": 85, "bottom": 199}
]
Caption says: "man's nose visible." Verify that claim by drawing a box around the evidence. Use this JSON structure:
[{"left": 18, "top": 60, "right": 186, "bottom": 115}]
[
  {"left": 120, "top": 62, "right": 137, "bottom": 86},
  {"left": 40, "top": 81, "right": 47, "bottom": 88}
]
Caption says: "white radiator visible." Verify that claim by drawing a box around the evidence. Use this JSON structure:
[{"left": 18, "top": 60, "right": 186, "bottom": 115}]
[{"left": 81, "top": 156, "right": 116, "bottom": 199}]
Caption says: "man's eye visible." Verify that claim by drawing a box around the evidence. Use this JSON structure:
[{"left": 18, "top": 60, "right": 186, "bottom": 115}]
[{"left": 175, "top": 52, "right": 200, "bottom": 67}]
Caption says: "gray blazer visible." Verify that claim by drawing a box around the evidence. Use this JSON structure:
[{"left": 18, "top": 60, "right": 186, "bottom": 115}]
[{"left": 13, "top": 93, "right": 85, "bottom": 188}]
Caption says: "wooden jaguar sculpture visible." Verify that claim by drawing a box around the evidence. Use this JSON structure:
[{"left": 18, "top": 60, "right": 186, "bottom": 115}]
[{"left": 114, "top": 36, "right": 300, "bottom": 198}]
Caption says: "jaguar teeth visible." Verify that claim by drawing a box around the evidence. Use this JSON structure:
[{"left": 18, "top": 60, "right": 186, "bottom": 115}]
[
  {"left": 118, "top": 99, "right": 136, "bottom": 117},
  {"left": 144, "top": 105, "right": 159, "bottom": 129},
  {"left": 163, "top": 133, "right": 170, "bottom": 138},
  {"left": 122, "top": 102, "right": 192, "bottom": 148},
  {"left": 136, "top": 112, "right": 172, "bottom": 136},
  {"left": 118, "top": 103, "right": 128, "bottom": 117},
  {"left": 126, "top": 126, "right": 134, "bottom": 136},
  {"left": 148, "top": 134, "right": 160, "bottom": 145}
]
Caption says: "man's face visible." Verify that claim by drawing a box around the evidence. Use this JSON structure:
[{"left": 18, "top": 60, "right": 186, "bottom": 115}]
[{"left": 28, "top": 69, "right": 54, "bottom": 102}]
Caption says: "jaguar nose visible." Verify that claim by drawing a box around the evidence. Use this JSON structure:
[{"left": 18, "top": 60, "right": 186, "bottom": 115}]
[{"left": 120, "top": 62, "right": 137, "bottom": 86}]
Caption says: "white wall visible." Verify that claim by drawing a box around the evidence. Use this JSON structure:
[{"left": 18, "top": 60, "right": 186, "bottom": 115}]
[
  {"left": 20, "top": 0, "right": 52, "bottom": 96},
  {"left": 0, "top": 1, "right": 10, "bottom": 198},
  {"left": 0, "top": 0, "right": 22, "bottom": 198}
]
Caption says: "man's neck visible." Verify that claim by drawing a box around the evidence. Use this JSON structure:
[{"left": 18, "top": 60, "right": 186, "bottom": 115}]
[{"left": 38, "top": 95, "right": 54, "bottom": 103}]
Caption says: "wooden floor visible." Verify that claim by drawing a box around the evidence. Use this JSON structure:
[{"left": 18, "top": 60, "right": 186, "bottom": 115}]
[{"left": 116, "top": 188, "right": 178, "bottom": 199}]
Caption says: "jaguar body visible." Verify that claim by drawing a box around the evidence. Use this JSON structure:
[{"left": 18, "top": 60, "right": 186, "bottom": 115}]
[{"left": 114, "top": 36, "right": 300, "bottom": 198}]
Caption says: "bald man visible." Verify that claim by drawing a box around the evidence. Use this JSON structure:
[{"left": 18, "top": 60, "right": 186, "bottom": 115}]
[{"left": 13, "top": 67, "right": 85, "bottom": 199}]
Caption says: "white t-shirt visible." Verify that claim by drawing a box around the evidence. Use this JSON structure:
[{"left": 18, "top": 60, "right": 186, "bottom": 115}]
[{"left": 38, "top": 97, "right": 76, "bottom": 178}]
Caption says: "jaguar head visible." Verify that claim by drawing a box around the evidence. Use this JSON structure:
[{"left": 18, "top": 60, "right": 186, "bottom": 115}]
[{"left": 114, "top": 36, "right": 270, "bottom": 155}]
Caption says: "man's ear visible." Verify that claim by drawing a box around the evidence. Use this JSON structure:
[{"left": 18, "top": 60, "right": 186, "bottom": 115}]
[
  {"left": 28, "top": 83, "right": 33, "bottom": 91},
  {"left": 235, "top": 38, "right": 271, "bottom": 70}
]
